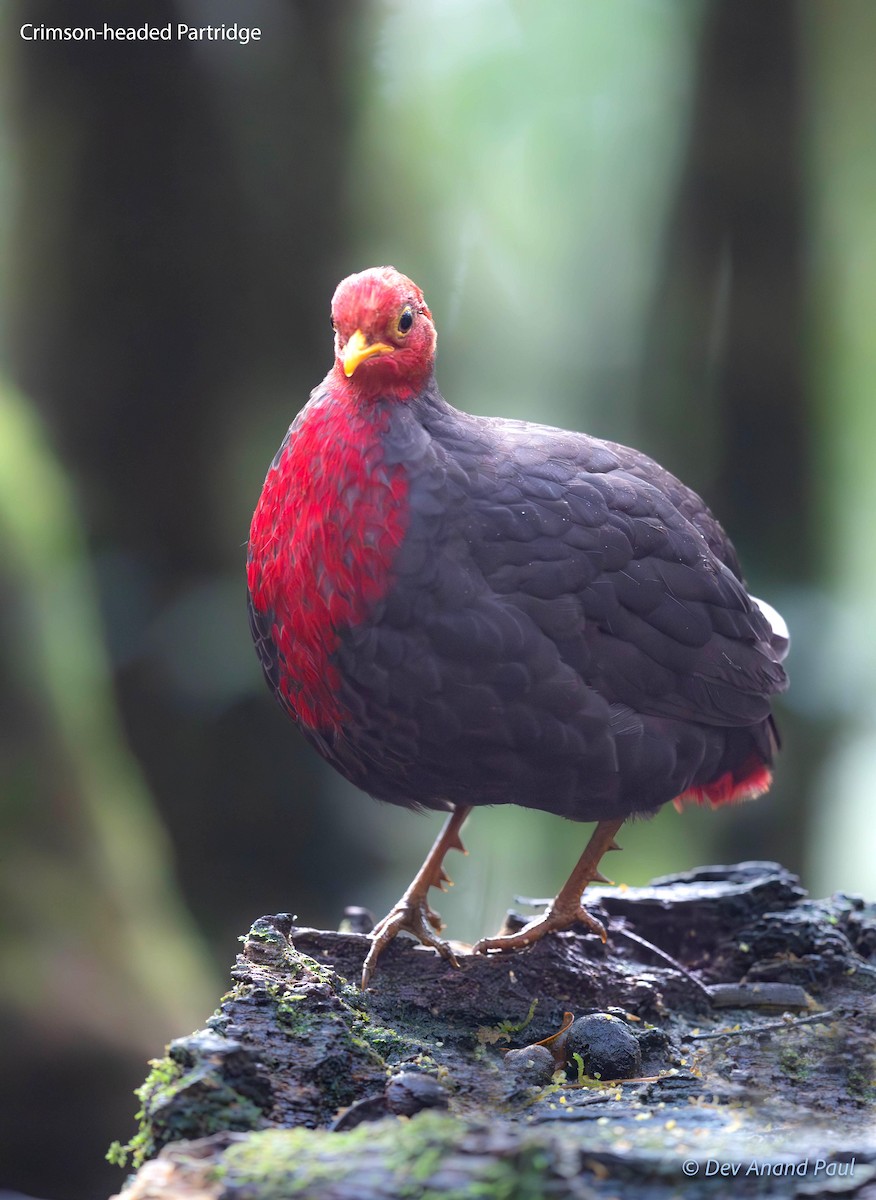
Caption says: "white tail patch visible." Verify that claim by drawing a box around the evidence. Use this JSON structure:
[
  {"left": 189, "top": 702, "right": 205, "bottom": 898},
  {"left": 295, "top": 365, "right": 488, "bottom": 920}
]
[{"left": 750, "top": 595, "right": 790, "bottom": 660}]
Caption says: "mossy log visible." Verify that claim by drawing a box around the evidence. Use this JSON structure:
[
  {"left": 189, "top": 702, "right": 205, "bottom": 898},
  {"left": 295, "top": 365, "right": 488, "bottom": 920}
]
[{"left": 112, "top": 863, "right": 876, "bottom": 1200}]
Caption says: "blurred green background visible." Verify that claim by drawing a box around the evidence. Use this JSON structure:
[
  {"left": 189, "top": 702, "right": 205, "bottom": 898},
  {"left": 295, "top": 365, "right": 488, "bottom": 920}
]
[{"left": 1, "top": 1, "right": 874, "bottom": 1197}]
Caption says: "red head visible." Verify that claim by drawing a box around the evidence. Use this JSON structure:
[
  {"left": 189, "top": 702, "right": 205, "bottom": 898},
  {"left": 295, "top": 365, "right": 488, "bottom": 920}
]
[{"left": 330, "top": 266, "right": 437, "bottom": 401}]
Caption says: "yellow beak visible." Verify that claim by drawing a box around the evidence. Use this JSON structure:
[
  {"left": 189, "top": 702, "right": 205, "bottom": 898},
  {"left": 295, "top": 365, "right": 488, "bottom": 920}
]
[{"left": 343, "top": 328, "right": 394, "bottom": 377}]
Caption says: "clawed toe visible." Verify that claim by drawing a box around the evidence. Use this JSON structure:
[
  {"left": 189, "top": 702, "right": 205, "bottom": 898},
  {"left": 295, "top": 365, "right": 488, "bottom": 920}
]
[
  {"left": 361, "top": 900, "right": 459, "bottom": 988},
  {"left": 473, "top": 904, "right": 607, "bottom": 956},
  {"left": 474, "top": 817, "right": 621, "bottom": 957},
  {"left": 359, "top": 806, "right": 471, "bottom": 988}
]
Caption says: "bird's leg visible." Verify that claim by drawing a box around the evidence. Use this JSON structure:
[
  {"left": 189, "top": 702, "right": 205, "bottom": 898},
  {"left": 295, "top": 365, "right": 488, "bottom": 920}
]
[
  {"left": 361, "top": 804, "right": 472, "bottom": 988},
  {"left": 473, "top": 817, "right": 624, "bottom": 955}
]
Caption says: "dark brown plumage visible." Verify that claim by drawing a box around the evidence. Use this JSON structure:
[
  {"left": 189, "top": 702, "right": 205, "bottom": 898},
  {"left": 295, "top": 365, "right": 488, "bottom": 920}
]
[{"left": 247, "top": 267, "right": 789, "bottom": 986}]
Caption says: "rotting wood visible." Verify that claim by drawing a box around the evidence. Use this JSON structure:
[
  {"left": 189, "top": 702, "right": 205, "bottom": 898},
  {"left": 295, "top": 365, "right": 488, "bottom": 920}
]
[{"left": 111, "top": 862, "right": 876, "bottom": 1200}]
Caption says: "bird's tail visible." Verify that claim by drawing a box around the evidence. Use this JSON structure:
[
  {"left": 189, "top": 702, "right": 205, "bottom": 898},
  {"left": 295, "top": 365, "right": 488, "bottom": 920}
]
[{"left": 750, "top": 594, "right": 790, "bottom": 662}]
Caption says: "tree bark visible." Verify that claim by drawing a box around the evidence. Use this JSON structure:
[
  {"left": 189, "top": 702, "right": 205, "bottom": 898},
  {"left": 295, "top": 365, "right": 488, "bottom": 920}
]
[{"left": 112, "top": 862, "right": 876, "bottom": 1200}]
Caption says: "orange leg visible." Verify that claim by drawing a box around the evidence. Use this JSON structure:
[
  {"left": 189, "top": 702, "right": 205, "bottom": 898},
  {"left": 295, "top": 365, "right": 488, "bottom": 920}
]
[
  {"left": 473, "top": 817, "right": 624, "bottom": 954},
  {"left": 361, "top": 805, "right": 472, "bottom": 988}
]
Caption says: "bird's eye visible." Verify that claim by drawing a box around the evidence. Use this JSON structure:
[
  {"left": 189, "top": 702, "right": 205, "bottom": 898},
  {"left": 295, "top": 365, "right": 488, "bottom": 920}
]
[
  {"left": 331, "top": 316, "right": 337, "bottom": 332},
  {"left": 397, "top": 306, "right": 414, "bottom": 336}
]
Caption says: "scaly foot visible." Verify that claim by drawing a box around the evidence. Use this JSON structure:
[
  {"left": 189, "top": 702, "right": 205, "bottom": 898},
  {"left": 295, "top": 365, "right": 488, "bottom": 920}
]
[
  {"left": 360, "top": 805, "right": 471, "bottom": 988},
  {"left": 473, "top": 816, "right": 624, "bottom": 958},
  {"left": 473, "top": 902, "right": 607, "bottom": 955},
  {"left": 361, "top": 894, "right": 458, "bottom": 988}
]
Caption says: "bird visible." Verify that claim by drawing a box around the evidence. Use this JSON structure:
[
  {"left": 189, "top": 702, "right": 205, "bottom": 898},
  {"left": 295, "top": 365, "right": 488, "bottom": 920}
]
[{"left": 247, "top": 266, "right": 789, "bottom": 989}]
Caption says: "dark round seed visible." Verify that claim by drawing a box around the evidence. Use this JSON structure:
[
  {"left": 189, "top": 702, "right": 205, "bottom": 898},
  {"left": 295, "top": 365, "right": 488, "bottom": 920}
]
[{"left": 565, "top": 1013, "right": 642, "bottom": 1080}]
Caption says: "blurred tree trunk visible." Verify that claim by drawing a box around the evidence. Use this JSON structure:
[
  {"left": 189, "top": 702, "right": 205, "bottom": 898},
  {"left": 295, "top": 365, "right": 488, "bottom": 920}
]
[
  {"left": 641, "top": 0, "right": 814, "bottom": 874},
  {"left": 0, "top": 4, "right": 361, "bottom": 1200},
  {"left": 804, "top": 0, "right": 876, "bottom": 900}
]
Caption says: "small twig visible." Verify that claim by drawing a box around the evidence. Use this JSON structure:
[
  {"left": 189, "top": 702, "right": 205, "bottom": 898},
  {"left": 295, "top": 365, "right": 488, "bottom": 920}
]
[
  {"left": 562, "top": 1074, "right": 663, "bottom": 1089},
  {"left": 706, "top": 982, "right": 811, "bottom": 1010},
  {"left": 686, "top": 1009, "right": 837, "bottom": 1041},
  {"left": 609, "top": 924, "right": 713, "bottom": 1000}
]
